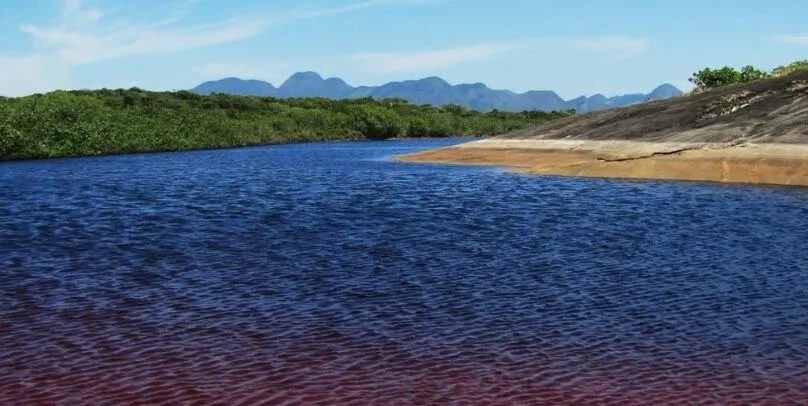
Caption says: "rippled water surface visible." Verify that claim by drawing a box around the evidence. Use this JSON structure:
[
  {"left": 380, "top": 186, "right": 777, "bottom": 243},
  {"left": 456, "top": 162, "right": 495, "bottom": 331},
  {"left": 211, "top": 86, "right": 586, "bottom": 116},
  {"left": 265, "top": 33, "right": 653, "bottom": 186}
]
[{"left": 2, "top": 139, "right": 808, "bottom": 405}]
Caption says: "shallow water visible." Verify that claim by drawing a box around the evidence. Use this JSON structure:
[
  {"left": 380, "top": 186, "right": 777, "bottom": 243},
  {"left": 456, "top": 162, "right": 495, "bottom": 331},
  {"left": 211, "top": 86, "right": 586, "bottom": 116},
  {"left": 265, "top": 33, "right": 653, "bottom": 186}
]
[{"left": 1, "top": 138, "right": 807, "bottom": 405}]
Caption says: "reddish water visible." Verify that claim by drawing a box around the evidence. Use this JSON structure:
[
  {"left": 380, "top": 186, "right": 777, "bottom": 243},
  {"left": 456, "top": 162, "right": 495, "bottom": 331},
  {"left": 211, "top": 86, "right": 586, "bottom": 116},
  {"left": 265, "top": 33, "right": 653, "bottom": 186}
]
[
  {"left": 2, "top": 140, "right": 807, "bottom": 404},
  {"left": 2, "top": 307, "right": 806, "bottom": 405}
]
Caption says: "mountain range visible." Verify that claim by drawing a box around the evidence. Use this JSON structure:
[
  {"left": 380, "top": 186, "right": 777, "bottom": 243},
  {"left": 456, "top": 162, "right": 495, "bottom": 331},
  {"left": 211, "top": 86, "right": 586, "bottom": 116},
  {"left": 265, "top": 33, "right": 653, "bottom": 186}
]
[{"left": 191, "top": 72, "right": 683, "bottom": 113}]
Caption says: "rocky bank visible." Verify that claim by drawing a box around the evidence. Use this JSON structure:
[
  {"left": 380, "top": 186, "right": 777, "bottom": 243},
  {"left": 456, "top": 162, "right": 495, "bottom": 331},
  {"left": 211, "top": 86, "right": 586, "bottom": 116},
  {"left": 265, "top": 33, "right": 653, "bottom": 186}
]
[{"left": 396, "top": 71, "right": 808, "bottom": 187}]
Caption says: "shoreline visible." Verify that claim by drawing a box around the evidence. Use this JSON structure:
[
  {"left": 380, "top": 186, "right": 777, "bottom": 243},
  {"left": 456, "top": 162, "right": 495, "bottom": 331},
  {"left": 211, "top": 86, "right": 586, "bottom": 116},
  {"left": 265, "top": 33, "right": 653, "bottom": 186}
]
[
  {"left": 394, "top": 139, "right": 808, "bottom": 187},
  {"left": 0, "top": 136, "right": 475, "bottom": 164}
]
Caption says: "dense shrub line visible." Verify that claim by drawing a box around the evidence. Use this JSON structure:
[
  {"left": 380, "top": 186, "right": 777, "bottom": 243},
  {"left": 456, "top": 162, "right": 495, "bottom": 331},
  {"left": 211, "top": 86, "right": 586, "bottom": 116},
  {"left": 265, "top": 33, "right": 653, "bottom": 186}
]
[{"left": 0, "top": 89, "right": 574, "bottom": 160}]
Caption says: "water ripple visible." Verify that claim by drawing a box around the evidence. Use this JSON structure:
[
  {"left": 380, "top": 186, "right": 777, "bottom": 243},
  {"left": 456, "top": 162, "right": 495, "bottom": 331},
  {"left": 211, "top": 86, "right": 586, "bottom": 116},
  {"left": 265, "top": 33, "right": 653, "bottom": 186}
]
[{"left": 1, "top": 139, "right": 807, "bottom": 405}]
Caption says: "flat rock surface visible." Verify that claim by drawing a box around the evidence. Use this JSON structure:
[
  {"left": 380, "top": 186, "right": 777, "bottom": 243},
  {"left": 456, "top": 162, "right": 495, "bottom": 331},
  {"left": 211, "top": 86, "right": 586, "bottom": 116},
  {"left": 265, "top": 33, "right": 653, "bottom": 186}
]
[{"left": 396, "top": 72, "right": 808, "bottom": 186}]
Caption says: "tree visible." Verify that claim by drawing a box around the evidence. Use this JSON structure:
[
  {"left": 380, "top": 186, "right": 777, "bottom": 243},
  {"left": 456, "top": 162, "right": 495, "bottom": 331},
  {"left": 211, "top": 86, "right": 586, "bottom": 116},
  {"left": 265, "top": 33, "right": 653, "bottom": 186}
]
[
  {"left": 688, "top": 67, "right": 740, "bottom": 90},
  {"left": 349, "top": 105, "right": 405, "bottom": 140},
  {"left": 441, "top": 103, "right": 468, "bottom": 115},
  {"left": 688, "top": 65, "right": 769, "bottom": 91},
  {"left": 739, "top": 65, "right": 770, "bottom": 83}
]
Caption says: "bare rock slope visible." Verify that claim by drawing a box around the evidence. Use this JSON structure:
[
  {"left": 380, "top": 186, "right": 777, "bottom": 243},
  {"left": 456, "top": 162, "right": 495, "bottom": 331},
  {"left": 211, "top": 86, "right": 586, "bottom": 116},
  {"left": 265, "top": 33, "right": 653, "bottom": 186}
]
[
  {"left": 397, "top": 71, "right": 808, "bottom": 186},
  {"left": 502, "top": 70, "right": 808, "bottom": 144}
]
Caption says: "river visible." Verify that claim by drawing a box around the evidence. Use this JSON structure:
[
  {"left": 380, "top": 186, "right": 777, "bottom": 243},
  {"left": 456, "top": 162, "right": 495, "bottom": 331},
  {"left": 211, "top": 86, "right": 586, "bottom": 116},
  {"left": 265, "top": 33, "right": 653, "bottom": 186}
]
[{"left": 1, "top": 138, "right": 807, "bottom": 404}]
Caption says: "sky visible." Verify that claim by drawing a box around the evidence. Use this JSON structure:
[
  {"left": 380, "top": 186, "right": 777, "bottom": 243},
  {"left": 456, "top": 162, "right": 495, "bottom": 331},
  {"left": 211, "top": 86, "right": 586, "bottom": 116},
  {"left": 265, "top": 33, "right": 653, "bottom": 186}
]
[{"left": 1, "top": 0, "right": 807, "bottom": 99}]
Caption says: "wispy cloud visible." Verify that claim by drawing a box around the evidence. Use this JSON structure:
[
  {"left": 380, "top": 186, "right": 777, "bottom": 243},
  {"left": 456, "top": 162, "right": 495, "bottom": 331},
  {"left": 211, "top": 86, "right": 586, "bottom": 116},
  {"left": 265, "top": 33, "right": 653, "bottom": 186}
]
[
  {"left": 22, "top": 18, "right": 268, "bottom": 65},
  {"left": 3, "top": 0, "right": 447, "bottom": 95},
  {"left": 352, "top": 41, "right": 527, "bottom": 74},
  {"left": 773, "top": 34, "right": 808, "bottom": 45},
  {"left": 292, "top": 0, "right": 451, "bottom": 17},
  {"left": 347, "top": 35, "right": 647, "bottom": 75},
  {"left": 0, "top": 54, "right": 71, "bottom": 96},
  {"left": 21, "top": 0, "right": 268, "bottom": 65},
  {"left": 18, "top": 0, "right": 449, "bottom": 66},
  {"left": 569, "top": 35, "right": 650, "bottom": 59}
]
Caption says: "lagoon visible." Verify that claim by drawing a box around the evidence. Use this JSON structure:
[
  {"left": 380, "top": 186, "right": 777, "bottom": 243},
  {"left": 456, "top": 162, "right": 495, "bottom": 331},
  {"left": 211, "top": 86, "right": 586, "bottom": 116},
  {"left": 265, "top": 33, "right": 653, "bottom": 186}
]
[{"left": 1, "top": 138, "right": 807, "bottom": 404}]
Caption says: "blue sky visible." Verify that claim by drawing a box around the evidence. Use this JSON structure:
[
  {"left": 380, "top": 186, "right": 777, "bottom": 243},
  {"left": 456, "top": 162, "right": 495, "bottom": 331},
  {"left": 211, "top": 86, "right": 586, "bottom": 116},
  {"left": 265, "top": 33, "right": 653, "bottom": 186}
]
[{"left": 1, "top": 0, "right": 807, "bottom": 98}]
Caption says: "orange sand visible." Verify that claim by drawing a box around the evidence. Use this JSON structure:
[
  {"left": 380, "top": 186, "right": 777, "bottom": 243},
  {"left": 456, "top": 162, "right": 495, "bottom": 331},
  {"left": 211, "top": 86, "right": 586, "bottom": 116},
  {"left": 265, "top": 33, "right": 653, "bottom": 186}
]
[{"left": 395, "top": 140, "right": 808, "bottom": 187}]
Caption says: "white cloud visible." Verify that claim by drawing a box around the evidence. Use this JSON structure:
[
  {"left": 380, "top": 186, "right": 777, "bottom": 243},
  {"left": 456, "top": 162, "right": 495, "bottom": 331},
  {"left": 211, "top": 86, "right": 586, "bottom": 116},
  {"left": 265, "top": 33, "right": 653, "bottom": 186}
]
[
  {"left": 24, "top": 0, "right": 450, "bottom": 61},
  {"left": 3, "top": 0, "right": 447, "bottom": 96},
  {"left": 774, "top": 34, "right": 808, "bottom": 45},
  {"left": 0, "top": 54, "right": 72, "bottom": 96},
  {"left": 351, "top": 41, "right": 527, "bottom": 74},
  {"left": 346, "top": 35, "right": 648, "bottom": 76},
  {"left": 273, "top": 0, "right": 452, "bottom": 22},
  {"left": 192, "top": 35, "right": 645, "bottom": 84},
  {"left": 19, "top": 0, "right": 455, "bottom": 66},
  {"left": 23, "top": 18, "right": 268, "bottom": 65},
  {"left": 20, "top": 0, "right": 269, "bottom": 65},
  {"left": 59, "top": 0, "right": 106, "bottom": 23},
  {"left": 569, "top": 35, "right": 650, "bottom": 59}
]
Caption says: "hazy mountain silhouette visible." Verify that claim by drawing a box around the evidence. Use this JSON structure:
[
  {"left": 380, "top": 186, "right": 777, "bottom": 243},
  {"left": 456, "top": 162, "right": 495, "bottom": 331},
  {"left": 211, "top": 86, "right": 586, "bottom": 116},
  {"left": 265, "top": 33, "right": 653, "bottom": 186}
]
[
  {"left": 192, "top": 78, "right": 278, "bottom": 97},
  {"left": 192, "top": 72, "right": 682, "bottom": 113}
]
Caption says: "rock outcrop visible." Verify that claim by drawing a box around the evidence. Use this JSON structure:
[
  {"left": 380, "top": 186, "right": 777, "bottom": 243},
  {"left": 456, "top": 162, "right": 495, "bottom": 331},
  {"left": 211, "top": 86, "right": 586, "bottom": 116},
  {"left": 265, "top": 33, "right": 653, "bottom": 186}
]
[{"left": 396, "top": 71, "right": 808, "bottom": 187}]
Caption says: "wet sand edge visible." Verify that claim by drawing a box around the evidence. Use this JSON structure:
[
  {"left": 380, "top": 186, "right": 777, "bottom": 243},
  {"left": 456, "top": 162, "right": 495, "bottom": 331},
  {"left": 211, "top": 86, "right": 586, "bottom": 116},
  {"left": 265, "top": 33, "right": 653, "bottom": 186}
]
[{"left": 394, "top": 139, "right": 808, "bottom": 187}]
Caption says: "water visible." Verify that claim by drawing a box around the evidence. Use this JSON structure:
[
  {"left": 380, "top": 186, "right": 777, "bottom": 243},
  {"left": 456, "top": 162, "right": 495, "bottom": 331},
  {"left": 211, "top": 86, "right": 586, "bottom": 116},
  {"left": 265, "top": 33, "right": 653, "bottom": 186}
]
[{"left": 1, "top": 138, "right": 807, "bottom": 405}]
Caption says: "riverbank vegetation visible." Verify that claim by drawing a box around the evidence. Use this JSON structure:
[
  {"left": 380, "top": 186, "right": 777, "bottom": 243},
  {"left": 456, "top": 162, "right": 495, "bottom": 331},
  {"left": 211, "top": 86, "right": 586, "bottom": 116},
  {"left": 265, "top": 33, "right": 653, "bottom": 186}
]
[
  {"left": 0, "top": 89, "right": 573, "bottom": 160},
  {"left": 688, "top": 59, "right": 808, "bottom": 91}
]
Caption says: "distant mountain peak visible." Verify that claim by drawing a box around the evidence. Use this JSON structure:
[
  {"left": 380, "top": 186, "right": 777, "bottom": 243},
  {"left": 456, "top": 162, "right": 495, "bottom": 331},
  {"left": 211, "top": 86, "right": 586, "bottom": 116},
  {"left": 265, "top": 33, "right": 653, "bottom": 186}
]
[
  {"left": 287, "top": 71, "right": 323, "bottom": 80},
  {"left": 649, "top": 83, "right": 684, "bottom": 100},
  {"left": 276, "top": 71, "right": 354, "bottom": 98},
  {"left": 653, "top": 83, "right": 680, "bottom": 91},
  {"left": 418, "top": 76, "right": 451, "bottom": 87},
  {"left": 456, "top": 82, "right": 487, "bottom": 89},
  {"left": 280, "top": 71, "right": 324, "bottom": 87},
  {"left": 191, "top": 73, "right": 682, "bottom": 113},
  {"left": 192, "top": 77, "right": 277, "bottom": 96}
]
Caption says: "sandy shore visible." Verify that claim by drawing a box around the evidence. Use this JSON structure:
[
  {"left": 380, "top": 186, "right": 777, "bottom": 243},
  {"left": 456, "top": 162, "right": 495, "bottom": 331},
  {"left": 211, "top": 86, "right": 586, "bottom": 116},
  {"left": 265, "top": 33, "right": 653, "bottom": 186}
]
[{"left": 395, "top": 139, "right": 808, "bottom": 186}]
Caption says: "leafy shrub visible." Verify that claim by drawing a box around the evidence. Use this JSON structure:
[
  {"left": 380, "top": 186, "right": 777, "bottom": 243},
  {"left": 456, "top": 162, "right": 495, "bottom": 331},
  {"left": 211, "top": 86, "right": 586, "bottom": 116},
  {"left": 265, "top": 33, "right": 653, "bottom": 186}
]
[
  {"left": 349, "top": 105, "right": 406, "bottom": 140},
  {"left": 0, "top": 89, "right": 573, "bottom": 160},
  {"left": 689, "top": 65, "right": 770, "bottom": 91},
  {"left": 739, "top": 65, "right": 769, "bottom": 82}
]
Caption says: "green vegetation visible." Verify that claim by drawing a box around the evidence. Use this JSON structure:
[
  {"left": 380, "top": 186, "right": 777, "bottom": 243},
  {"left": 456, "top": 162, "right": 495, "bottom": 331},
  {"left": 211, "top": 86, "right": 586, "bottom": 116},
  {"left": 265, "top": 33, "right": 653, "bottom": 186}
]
[
  {"left": 688, "top": 65, "right": 769, "bottom": 91},
  {"left": 688, "top": 60, "right": 808, "bottom": 92},
  {"left": 0, "top": 89, "right": 573, "bottom": 160},
  {"left": 771, "top": 59, "right": 808, "bottom": 78}
]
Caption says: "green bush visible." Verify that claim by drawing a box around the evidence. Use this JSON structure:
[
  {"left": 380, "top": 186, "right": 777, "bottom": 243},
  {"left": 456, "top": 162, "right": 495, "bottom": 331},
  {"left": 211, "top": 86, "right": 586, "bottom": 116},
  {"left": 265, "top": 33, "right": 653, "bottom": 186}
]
[
  {"left": 771, "top": 60, "right": 808, "bottom": 78},
  {"left": 349, "top": 105, "right": 406, "bottom": 140},
  {"left": 739, "top": 65, "right": 770, "bottom": 83},
  {"left": 688, "top": 65, "right": 770, "bottom": 91},
  {"left": 0, "top": 89, "right": 573, "bottom": 160}
]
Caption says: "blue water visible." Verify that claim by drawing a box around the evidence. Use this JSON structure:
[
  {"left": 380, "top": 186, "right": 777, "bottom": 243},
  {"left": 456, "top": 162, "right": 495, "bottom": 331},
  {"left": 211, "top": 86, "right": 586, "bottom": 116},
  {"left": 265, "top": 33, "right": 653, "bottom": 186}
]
[{"left": 1, "top": 138, "right": 807, "bottom": 405}]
